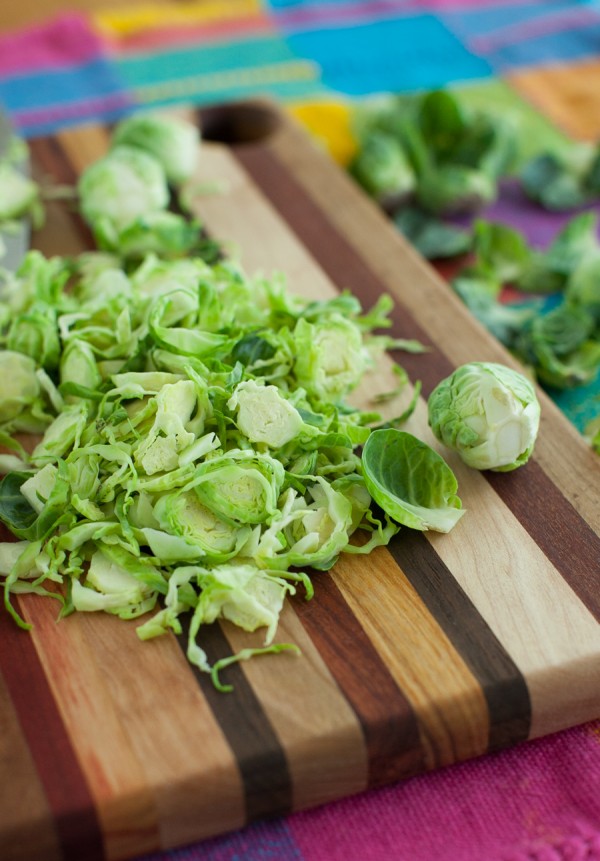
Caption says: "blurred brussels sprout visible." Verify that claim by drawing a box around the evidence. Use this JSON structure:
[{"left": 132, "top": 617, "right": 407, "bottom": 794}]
[
  {"left": 78, "top": 144, "right": 169, "bottom": 232},
  {"left": 111, "top": 113, "right": 200, "bottom": 186}
]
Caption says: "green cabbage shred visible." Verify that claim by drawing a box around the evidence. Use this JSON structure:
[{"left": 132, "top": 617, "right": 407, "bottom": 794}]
[{"left": 0, "top": 114, "right": 464, "bottom": 689}]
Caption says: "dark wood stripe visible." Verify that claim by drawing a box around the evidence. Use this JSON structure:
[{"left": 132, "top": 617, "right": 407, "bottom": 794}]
[
  {"left": 387, "top": 530, "right": 531, "bottom": 750},
  {"left": 0, "top": 598, "right": 105, "bottom": 861},
  {"left": 176, "top": 618, "right": 293, "bottom": 822},
  {"left": 488, "top": 463, "right": 600, "bottom": 622},
  {"left": 292, "top": 573, "right": 425, "bottom": 788},
  {"left": 29, "top": 138, "right": 96, "bottom": 251},
  {"left": 234, "top": 142, "right": 600, "bottom": 626}
]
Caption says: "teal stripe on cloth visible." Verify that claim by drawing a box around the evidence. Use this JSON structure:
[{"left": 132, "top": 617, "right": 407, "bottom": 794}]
[
  {"left": 116, "top": 33, "right": 325, "bottom": 106},
  {"left": 119, "top": 35, "right": 306, "bottom": 85}
]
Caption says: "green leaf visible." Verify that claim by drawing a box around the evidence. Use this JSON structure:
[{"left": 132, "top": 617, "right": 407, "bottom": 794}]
[
  {"left": 0, "top": 472, "right": 38, "bottom": 534},
  {"left": 471, "top": 220, "right": 532, "bottom": 284},
  {"left": 418, "top": 90, "right": 466, "bottom": 161},
  {"left": 362, "top": 429, "right": 465, "bottom": 532},
  {"left": 349, "top": 131, "right": 416, "bottom": 209},
  {"left": 394, "top": 206, "right": 472, "bottom": 260},
  {"left": 230, "top": 333, "right": 276, "bottom": 366},
  {"left": 520, "top": 153, "right": 590, "bottom": 211}
]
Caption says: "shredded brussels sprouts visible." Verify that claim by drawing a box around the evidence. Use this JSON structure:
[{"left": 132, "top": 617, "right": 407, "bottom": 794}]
[{"left": 0, "top": 112, "right": 506, "bottom": 689}]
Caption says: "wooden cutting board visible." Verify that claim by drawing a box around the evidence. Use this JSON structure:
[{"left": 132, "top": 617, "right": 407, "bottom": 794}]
[{"left": 1, "top": 102, "right": 599, "bottom": 861}]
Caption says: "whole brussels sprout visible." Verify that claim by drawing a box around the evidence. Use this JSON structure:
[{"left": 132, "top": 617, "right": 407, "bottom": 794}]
[
  {"left": 428, "top": 361, "right": 540, "bottom": 472},
  {"left": 110, "top": 114, "right": 200, "bottom": 186},
  {"left": 78, "top": 145, "right": 169, "bottom": 232}
]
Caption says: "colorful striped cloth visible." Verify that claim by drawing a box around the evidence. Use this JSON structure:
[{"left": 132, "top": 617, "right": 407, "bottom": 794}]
[
  {"left": 0, "top": 13, "right": 133, "bottom": 137},
  {"left": 0, "top": 3, "right": 599, "bottom": 860}
]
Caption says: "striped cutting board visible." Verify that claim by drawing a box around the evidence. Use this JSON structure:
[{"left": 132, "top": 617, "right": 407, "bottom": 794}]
[{"left": 1, "top": 103, "right": 599, "bottom": 861}]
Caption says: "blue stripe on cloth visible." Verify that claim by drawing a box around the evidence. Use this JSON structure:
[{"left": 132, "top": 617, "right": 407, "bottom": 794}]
[
  {"left": 139, "top": 818, "right": 304, "bottom": 861},
  {"left": 282, "top": 14, "right": 492, "bottom": 96},
  {"left": 0, "top": 58, "right": 130, "bottom": 113}
]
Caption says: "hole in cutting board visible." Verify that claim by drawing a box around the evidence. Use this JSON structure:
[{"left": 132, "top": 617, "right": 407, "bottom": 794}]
[{"left": 199, "top": 102, "right": 281, "bottom": 145}]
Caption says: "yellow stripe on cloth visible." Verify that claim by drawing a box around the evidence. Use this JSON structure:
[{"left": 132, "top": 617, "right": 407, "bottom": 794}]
[
  {"left": 136, "top": 60, "right": 319, "bottom": 103},
  {"left": 94, "top": 0, "right": 262, "bottom": 38}
]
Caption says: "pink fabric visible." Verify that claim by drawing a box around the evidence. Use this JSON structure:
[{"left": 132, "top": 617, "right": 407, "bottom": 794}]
[
  {"left": 0, "top": 13, "right": 103, "bottom": 76},
  {"left": 289, "top": 721, "right": 600, "bottom": 861}
]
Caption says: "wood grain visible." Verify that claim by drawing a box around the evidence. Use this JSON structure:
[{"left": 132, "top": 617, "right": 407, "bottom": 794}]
[
  {"left": 234, "top": 118, "right": 600, "bottom": 741},
  {"left": 292, "top": 573, "right": 425, "bottom": 789},
  {"left": 0, "top": 104, "right": 598, "bottom": 860},
  {"left": 224, "top": 605, "right": 369, "bottom": 812},
  {"left": 331, "top": 548, "right": 490, "bottom": 770},
  {"left": 0, "top": 669, "right": 63, "bottom": 861},
  {"left": 0, "top": 600, "right": 105, "bottom": 861},
  {"left": 386, "top": 530, "right": 531, "bottom": 753}
]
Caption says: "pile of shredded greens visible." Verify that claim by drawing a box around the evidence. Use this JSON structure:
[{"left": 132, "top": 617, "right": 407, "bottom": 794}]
[{"left": 0, "top": 114, "right": 469, "bottom": 689}]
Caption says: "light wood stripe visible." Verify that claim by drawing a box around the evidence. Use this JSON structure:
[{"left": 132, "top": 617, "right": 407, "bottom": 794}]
[
  {"left": 385, "top": 530, "right": 531, "bottom": 751},
  {"left": 222, "top": 602, "right": 368, "bottom": 811},
  {"left": 20, "top": 594, "right": 245, "bottom": 859},
  {"left": 487, "top": 463, "right": 600, "bottom": 622},
  {"left": 72, "top": 613, "right": 245, "bottom": 852},
  {"left": 19, "top": 595, "right": 159, "bottom": 861},
  {"left": 411, "top": 410, "right": 600, "bottom": 739},
  {"left": 0, "top": 669, "right": 63, "bottom": 861},
  {"left": 177, "top": 618, "right": 293, "bottom": 823},
  {"left": 330, "top": 548, "right": 490, "bottom": 770},
  {"left": 292, "top": 574, "right": 425, "bottom": 788}
]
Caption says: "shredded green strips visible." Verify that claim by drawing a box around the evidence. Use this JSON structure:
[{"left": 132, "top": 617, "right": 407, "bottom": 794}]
[{"left": 0, "top": 113, "right": 467, "bottom": 690}]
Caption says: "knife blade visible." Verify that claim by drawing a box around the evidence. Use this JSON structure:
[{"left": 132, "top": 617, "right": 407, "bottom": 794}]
[{"left": 0, "top": 106, "right": 31, "bottom": 275}]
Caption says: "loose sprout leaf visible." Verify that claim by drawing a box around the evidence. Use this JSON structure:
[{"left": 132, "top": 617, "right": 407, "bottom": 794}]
[
  {"left": 0, "top": 472, "right": 38, "bottom": 534},
  {"left": 361, "top": 429, "right": 465, "bottom": 533}
]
